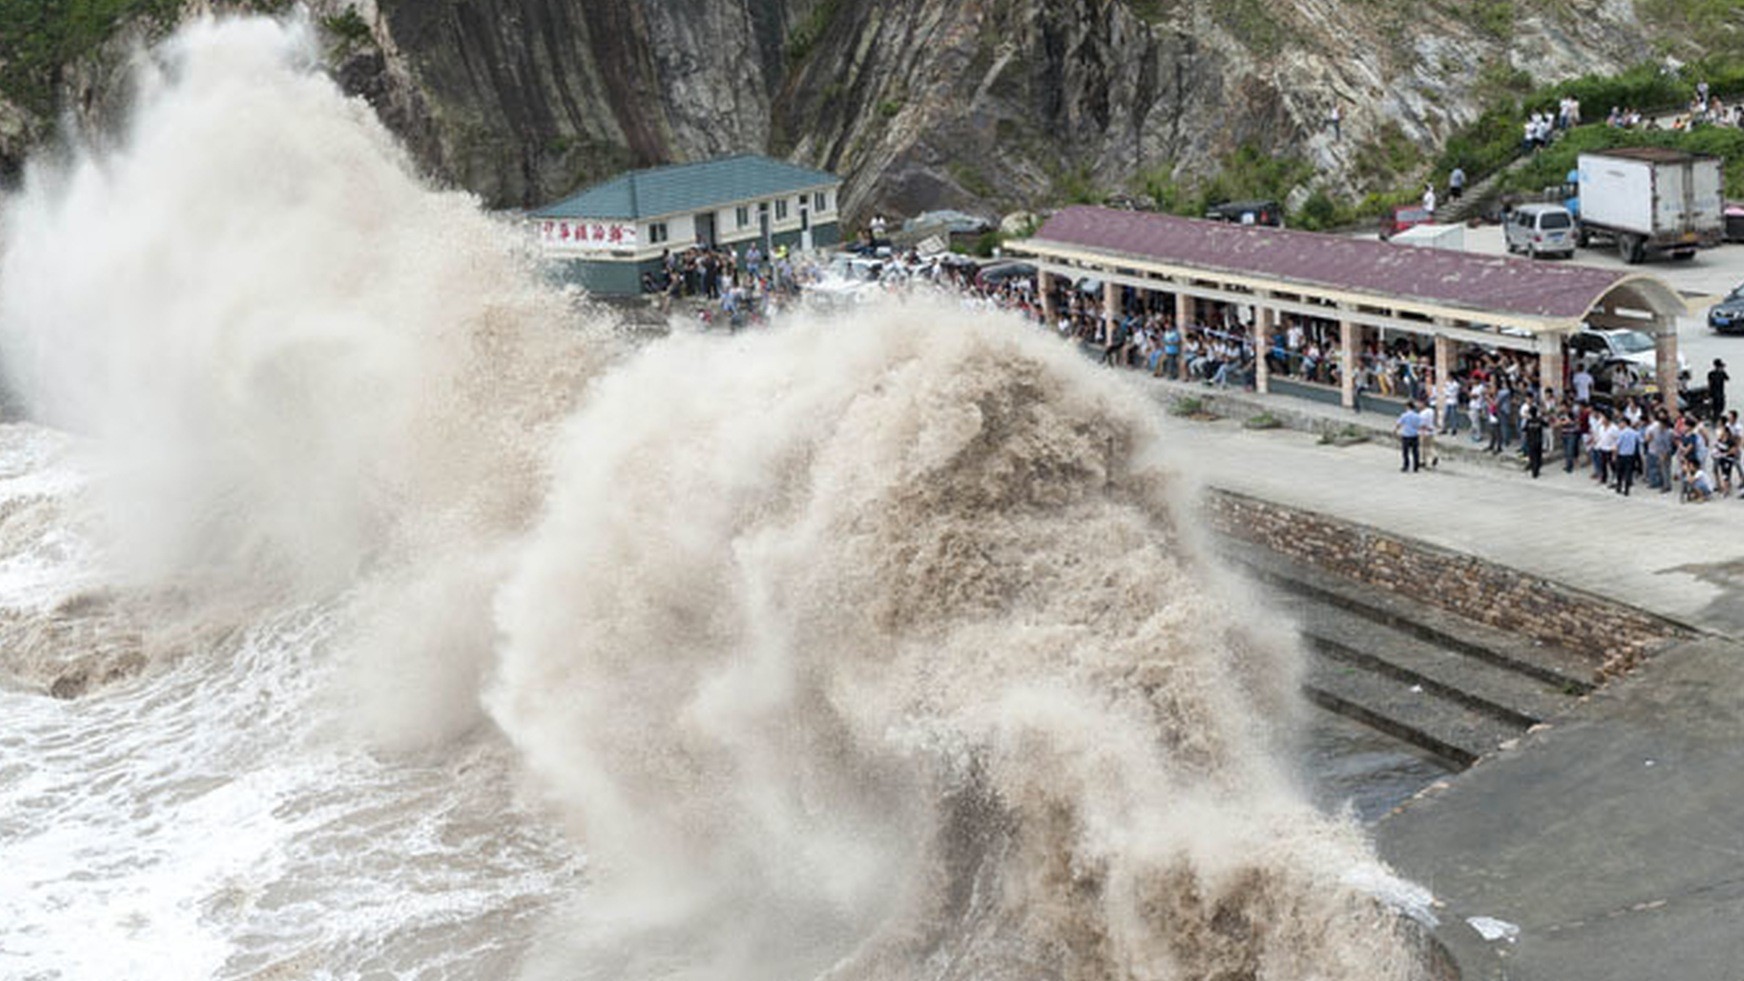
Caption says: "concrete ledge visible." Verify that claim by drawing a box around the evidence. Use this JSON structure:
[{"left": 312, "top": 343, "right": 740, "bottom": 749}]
[{"left": 1204, "top": 489, "right": 1694, "bottom": 680}]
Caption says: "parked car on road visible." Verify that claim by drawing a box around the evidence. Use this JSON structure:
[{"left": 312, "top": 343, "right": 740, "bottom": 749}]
[
  {"left": 1503, "top": 203, "right": 1575, "bottom": 259},
  {"left": 1205, "top": 199, "right": 1284, "bottom": 227},
  {"left": 1708, "top": 283, "right": 1744, "bottom": 334},
  {"left": 1566, "top": 326, "right": 1688, "bottom": 376},
  {"left": 1379, "top": 204, "right": 1434, "bottom": 241},
  {"left": 974, "top": 260, "right": 1036, "bottom": 289}
]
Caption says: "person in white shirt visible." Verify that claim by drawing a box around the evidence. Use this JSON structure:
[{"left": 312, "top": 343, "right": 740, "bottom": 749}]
[
  {"left": 1417, "top": 401, "right": 1439, "bottom": 468},
  {"left": 1594, "top": 413, "right": 1622, "bottom": 485},
  {"left": 1439, "top": 377, "right": 1461, "bottom": 436},
  {"left": 1423, "top": 183, "right": 1437, "bottom": 216},
  {"left": 1467, "top": 379, "right": 1487, "bottom": 441},
  {"left": 1571, "top": 362, "right": 1595, "bottom": 404}
]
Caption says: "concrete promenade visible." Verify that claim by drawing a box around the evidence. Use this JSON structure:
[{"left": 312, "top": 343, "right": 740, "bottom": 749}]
[{"left": 1143, "top": 375, "right": 1744, "bottom": 980}]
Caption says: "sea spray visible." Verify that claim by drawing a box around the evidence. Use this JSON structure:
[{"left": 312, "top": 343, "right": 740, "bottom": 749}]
[
  {"left": 0, "top": 15, "right": 608, "bottom": 739},
  {"left": 0, "top": 13, "right": 1433, "bottom": 978},
  {"left": 493, "top": 303, "right": 1428, "bottom": 979}
]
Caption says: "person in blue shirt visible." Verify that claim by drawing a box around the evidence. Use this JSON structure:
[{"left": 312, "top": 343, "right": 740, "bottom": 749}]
[
  {"left": 1395, "top": 400, "right": 1424, "bottom": 472},
  {"left": 1614, "top": 418, "right": 1643, "bottom": 495}
]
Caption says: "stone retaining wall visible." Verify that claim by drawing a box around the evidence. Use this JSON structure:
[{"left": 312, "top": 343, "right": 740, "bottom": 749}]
[{"left": 1204, "top": 489, "right": 1689, "bottom": 680}]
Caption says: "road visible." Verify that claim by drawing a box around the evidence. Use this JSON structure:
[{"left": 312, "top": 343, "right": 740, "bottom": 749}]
[{"left": 1439, "top": 222, "right": 1742, "bottom": 375}]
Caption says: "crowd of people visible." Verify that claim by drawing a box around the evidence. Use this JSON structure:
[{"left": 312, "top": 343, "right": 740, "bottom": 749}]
[
  {"left": 928, "top": 259, "right": 1739, "bottom": 504},
  {"left": 1398, "top": 378, "right": 1742, "bottom": 503},
  {"left": 658, "top": 230, "right": 1732, "bottom": 505},
  {"left": 644, "top": 241, "right": 824, "bottom": 329}
]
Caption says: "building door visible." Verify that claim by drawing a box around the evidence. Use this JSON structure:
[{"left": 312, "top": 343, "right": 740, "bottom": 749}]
[
  {"left": 695, "top": 211, "right": 716, "bottom": 248},
  {"left": 800, "top": 203, "right": 813, "bottom": 252},
  {"left": 758, "top": 202, "right": 771, "bottom": 252}
]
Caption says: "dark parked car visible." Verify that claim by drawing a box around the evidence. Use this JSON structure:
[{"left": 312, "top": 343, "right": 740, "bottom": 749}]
[
  {"left": 1205, "top": 200, "right": 1283, "bottom": 227},
  {"left": 974, "top": 260, "right": 1036, "bottom": 289},
  {"left": 1725, "top": 201, "right": 1744, "bottom": 242},
  {"left": 1709, "top": 283, "right": 1744, "bottom": 334}
]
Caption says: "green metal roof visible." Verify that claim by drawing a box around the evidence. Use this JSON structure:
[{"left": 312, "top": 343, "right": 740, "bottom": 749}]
[{"left": 533, "top": 154, "right": 840, "bottom": 221}]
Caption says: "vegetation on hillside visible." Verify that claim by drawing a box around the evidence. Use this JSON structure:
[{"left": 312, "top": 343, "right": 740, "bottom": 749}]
[
  {"left": 0, "top": 0, "right": 307, "bottom": 118},
  {"left": 0, "top": 0, "right": 178, "bottom": 114},
  {"left": 1499, "top": 121, "right": 1744, "bottom": 200}
]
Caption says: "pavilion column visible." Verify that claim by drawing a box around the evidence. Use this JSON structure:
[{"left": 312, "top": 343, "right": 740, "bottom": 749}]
[
  {"left": 1039, "top": 270, "right": 1057, "bottom": 324},
  {"left": 1103, "top": 280, "right": 1120, "bottom": 344},
  {"left": 1433, "top": 331, "right": 1455, "bottom": 426},
  {"left": 1656, "top": 318, "right": 1681, "bottom": 414},
  {"left": 1540, "top": 337, "right": 1565, "bottom": 405},
  {"left": 1174, "top": 290, "right": 1192, "bottom": 380},
  {"left": 1339, "top": 314, "right": 1357, "bottom": 409},
  {"left": 1254, "top": 298, "right": 1273, "bottom": 395}
]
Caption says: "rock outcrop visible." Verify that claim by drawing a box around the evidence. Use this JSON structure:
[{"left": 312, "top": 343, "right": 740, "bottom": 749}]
[{"left": 0, "top": 0, "right": 1722, "bottom": 221}]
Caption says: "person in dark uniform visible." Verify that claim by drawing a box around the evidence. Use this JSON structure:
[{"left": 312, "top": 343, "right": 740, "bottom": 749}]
[
  {"left": 1709, "top": 358, "right": 1729, "bottom": 423},
  {"left": 1523, "top": 405, "right": 1548, "bottom": 478}
]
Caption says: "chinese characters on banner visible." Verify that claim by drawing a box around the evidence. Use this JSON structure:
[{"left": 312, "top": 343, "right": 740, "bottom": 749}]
[{"left": 536, "top": 220, "right": 639, "bottom": 251}]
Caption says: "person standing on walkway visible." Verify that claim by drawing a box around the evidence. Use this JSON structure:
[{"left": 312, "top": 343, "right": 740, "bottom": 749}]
[
  {"left": 1396, "top": 399, "right": 1424, "bottom": 472},
  {"left": 1158, "top": 321, "right": 1182, "bottom": 379},
  {"left": 1715, "top": 422, "right": 1739, "bottom": 496},
  {"left": 1708, "top": 358, "right": 1729, "bottom": 423},
  {"left": 1467, "top": 376, "right": 1487, "bottom": 441},
  {"left": 1485, "top": 388, "right": 1505, "bottom": 454},
  {"left": 1614, "top": 418, "right": 1642, "bottom": 495},
  {"left": 1571, "top": 361, "right": 1594, "bottom": 405},
  {"left": 1417, "top": 400, "right": 1439, "bottom": 468},
  {"left": 1524, "top": 405, "right": 1548, "bottom": 478},
  {"left": 1439, "top": 374, "right": 1461, "bottom": 436},
  {"left": 1557, "top": 401, "right": 1582, "bottom": 472},
  {"left": 1592, "top": 410, "right": 1618, "bottom": 485},
  {"left": 1644, "top": 411, "right": 1667, "bottom": 489}
]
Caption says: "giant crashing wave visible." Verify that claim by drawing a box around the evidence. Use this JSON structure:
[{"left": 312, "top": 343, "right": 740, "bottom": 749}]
[{"left": 0, "top": 13, "right": 1437, "bottom": 980}]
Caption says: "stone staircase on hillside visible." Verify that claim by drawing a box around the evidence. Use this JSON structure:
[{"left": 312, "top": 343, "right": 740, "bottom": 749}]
[{"left": 1437, "top": 152, "right": 1538, "bottom": 225}]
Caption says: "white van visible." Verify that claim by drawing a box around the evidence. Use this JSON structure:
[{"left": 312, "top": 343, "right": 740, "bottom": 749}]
[{"left": 1504, "top": 203, "right": 1576, "bottom": 259}]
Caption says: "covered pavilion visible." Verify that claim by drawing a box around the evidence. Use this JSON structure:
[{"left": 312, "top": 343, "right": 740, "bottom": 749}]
[{"left": 1013, "top": 206, "right": 1688, "bottom": 412}]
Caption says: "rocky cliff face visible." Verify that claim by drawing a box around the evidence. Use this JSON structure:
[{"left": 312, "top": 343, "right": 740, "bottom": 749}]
[{"left": 0, "top": 0, "right": 1717, "bottom": 221}]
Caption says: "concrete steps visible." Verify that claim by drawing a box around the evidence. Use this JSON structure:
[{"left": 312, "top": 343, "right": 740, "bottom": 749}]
[
  {"left": 1223, "top": 540, "right": 1597, "bottom": 768},
  {"left": 1303, "top": 659, "right": 1519, "bottom": 768}
]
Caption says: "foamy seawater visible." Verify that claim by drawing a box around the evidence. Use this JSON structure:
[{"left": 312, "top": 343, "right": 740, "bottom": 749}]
[{"left": 0, "top": 430, "right": 580, "bottom": 980}]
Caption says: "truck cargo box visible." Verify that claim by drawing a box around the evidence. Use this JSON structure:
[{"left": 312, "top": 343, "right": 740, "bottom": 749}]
[{"left": 1575, "top": 147, "right": 1723, "bottom": 262}]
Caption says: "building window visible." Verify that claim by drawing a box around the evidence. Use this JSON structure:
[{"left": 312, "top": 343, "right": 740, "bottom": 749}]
[
  {"left": 775, "top": 199, "right": 788, "bottom": 221},
  {"left": 648, "top": 222, "right": 668, "bottom": 244},
  {"left": 814, "top": 191, "right": 829, "bottom": 213},
  {"left": 736, "top": 205, "right": 749, "bottom": 228}
]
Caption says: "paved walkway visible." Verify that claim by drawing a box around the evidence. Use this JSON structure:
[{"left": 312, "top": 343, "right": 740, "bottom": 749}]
[
  {"left": 1144, "top": 377, "right": 1744, "bottom": 633},
  {"left": 1132, "top": 375, "right": 1744, "bottom": 981}
]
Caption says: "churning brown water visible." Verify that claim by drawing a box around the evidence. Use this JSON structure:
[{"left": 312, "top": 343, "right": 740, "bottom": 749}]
[{"left": 0, "top": 15, "right": 1435, "bottom": 981}]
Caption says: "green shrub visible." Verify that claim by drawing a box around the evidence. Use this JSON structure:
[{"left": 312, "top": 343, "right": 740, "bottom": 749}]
[
  {"left": 1170, "top": 396, "right": 1208, "bottom": 417},
  {"left": 320, "top": 8, "right": 372, "bottom": 54},
  {"left": 785, "top": 0, "right": 843, "bottom": 66},
  {"left": 0, "top": 0, "right": 182, "bottom": 115},
  {"left": 1317, "top": 424, "right": 1370, "bottom": 446},
  {"left": 970, "top": 229, "right": 1003, "bottom": 257}
]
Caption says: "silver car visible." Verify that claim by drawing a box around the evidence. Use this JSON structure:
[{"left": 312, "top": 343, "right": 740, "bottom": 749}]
[{"left": 1505, "top": 203, "right": 1576, "bottom": 259}]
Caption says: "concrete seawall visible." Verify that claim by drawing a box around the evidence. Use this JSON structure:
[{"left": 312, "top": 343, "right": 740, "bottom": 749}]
[
  {"left": 1207, "top": 489, "right": 1692, "bottom": 681},
  {"left": 1146, "top": 374, "right": 1744, "bottom": 981}
]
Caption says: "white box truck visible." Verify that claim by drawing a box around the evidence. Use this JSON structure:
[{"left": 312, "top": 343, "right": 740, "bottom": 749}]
[{"left": 1572, "top": 147, "right": 1723, "bottom": 263}]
